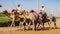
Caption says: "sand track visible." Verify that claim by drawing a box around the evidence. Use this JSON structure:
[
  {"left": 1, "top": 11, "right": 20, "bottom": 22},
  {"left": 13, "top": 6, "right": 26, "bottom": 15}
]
[{"left": 0, "top": 18, "right": 60, "bottom": 34}]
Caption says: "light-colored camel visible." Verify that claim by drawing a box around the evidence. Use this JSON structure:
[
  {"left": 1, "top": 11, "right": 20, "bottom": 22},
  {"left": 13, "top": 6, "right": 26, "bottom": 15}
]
[
  {"left": 2, "top": 9, "right": 19, "bottom": 27},
  {"left": 2, "top": 9, "right": 27, "bottom": 30},
  {"left": 15, "top": 10, "right": 35, "bottom": 30},
  {"left": 22, "top": 10, "right": 36, "bottom": 30}
]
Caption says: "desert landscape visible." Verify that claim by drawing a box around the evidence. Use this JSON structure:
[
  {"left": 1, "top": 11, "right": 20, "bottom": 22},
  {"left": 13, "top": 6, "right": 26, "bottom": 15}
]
[{"left": 0, "top": 18, "right": 60, "bottom": 34}]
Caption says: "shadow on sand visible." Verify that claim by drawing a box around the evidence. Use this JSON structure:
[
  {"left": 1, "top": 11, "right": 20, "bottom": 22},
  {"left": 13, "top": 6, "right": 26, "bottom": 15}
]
[{"left": 22, "top": 27, "right": 60, "bottom": 31}]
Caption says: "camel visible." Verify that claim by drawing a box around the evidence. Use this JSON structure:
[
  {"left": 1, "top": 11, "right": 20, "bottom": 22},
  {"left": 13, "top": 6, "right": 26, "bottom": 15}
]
[
  {"left": 24, "top": 10, "right": 41, "bottom": 30},
  {"left": 26, "top": 11, "right": 57, "bottom": 30},
  {"left": 23, "top": 10, "right": 44, "bottom": 30},
  {"left": 18, "top": 10, "right": 27, "bottom": 30},
  {"left": 49, "top": 16, "right": 57, "bottom": 29},
  {"left": 18, "top": 10, "right": 35, "bottom": 30},
  {"left": 38, "top": 12, "right": 57, "bottom": 29},
  {"left": 26, "top": 10, "right": 35, "bottom": 30},
  {"left": 2, "top": 9, "right": 19, "bottom": 27}
]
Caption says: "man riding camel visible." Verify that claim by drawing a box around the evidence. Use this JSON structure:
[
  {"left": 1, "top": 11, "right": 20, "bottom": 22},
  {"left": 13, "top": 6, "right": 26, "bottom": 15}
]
[{"left": 17, "top": 4, "right": 22, "bottom": 14}]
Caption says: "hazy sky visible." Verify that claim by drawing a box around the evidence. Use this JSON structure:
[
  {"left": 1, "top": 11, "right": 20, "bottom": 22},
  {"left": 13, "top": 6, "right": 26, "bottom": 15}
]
[{"left": 0, "top": 0, "right": 60, "bottom": 17}]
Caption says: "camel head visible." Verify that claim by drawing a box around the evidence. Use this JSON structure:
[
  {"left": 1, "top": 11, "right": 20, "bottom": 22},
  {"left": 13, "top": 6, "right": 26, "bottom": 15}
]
[
  {"left": 2, "top": 10, "right": 8, "bottom": 14},
  {"left": 11, "top": 9, "right": 18, "bottom": 15}
]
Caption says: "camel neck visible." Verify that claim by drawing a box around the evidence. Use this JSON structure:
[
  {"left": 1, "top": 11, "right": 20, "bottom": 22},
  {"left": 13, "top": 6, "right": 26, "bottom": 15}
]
[{"left": 4, "top": 13, "right": 12, "bottom": 19}]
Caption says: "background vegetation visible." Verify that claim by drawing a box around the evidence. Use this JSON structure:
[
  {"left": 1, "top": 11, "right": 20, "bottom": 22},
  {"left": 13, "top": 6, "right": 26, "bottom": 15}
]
[{"left": 0, "top": 13, "right": 19, "bottom": 27}]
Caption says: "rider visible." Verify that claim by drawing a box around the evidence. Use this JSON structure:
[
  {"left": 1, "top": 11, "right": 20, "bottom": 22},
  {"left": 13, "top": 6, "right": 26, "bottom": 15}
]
[
  {"left": 38, "top": 12, "right": 42, "bottom": 20},
  {"left": 49, "top": 13, "right": 57, "bottom": 28},
  {"left": 40, "top": 6, "right": 48, "bottom": 19},
  {"left": 16, "top": 4, "right": 22, "bottom": 14},
  {"left": 50, "top": 14, "right": 56, "bottom": 22},
  {"left": 40, "top": 6, "right": 45, "bottom": 14}
]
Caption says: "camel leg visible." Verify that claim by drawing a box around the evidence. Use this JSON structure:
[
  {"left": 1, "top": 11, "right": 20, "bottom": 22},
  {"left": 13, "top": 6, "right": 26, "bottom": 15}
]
[
  {"left": 11, "top": 22, "right": 15, "bottom": 27},
  {"left": 36, "top": 23, "right": 40, "bottom": 29},
  {"left": 17, "top": 21, "right": 24, "bottom": 31},
  {"left": 36, "top": 21, "right": 43, "bottom": 29},
  {"left": 40, "top": 21, "right": 43, "bottom": 28},
  {"left": 25, "top": 20, "right": 30, "bottom": 27},
  {"left": 54, "top": 22, "right": 57, "bottom": 28},
  {"left": 13, "top": 22, "right": 15, "bottom": 27},
  {"left": 25, "top": 19, "right": 34, "bottom": 30},
  {"left": 50, "top": 19, "right": 52, "bottom": 24},
  {"left": 11, "top": 19, "right": 15, "bottom": 27},
  {"left": 23, "top": 20, "right": 26, "bottom": 30},
  {"left": 32, "top": 20, "right": 35, "bottom": 31},
  {"left": 26, "top": 21, "right": 31, "bottom": 29},
  {"left": 19, "top": 21, "right": 24, "bottom": 29},
  {"left": 35, "top": 21, "right": 38, "bottom": 29},
  {"left": 29, "top": 21, "right": 31, "bottom": 26},
  {"left": 42, "top": 23, "right": 44, "bottom": 28},
  {"left": 28, "top": 20, "right": 32, "bottom": 28},
  {"left": 48, "top": 22, "right": 51, "bottom": 28},
  {"left": 11, "top": 21, "right": 13, "bottom": 27},
  {"left": 36, "top": 20, "right": 43, "bottom": 29},
  {"left": 20, "top": 20, "right": 26, "bottom": 31},
  {"left": 11, "top": 21, "right": 15, "bottom": 27}
]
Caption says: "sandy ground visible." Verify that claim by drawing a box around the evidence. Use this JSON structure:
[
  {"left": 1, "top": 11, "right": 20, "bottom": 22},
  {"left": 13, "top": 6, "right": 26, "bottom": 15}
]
[{"left": 0, "top": 18, "right": 60, "bottom": 34}]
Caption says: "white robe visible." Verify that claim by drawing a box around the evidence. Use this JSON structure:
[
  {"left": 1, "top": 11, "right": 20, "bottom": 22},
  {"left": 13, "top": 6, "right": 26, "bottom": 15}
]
[{"left": 17, "top": 6, "right": 22, "bottom": 13}]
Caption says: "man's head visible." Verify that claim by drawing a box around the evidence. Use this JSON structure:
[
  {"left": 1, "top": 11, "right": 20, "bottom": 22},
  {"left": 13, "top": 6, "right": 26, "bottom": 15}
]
[
  {"left": 42, "top": 6, "right": 44, "bottom": 8},
  {"left": 0, "top": 5, "right": 2, "bottom": 7},
  {"left": 30, "top": 10, "right": 34, "bottom": 13},
  {"left": 18, "top": 4, "right": 20, "bottom": 7}
]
